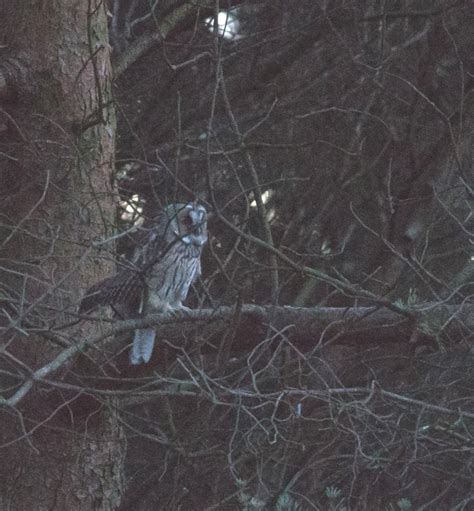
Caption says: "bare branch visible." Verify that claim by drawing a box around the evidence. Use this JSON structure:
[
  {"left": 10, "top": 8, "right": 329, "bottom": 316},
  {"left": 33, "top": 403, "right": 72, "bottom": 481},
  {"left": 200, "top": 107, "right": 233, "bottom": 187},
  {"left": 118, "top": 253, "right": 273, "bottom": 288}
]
[{"left": 113, "top": 2, "right": 198, "bottom": 78}]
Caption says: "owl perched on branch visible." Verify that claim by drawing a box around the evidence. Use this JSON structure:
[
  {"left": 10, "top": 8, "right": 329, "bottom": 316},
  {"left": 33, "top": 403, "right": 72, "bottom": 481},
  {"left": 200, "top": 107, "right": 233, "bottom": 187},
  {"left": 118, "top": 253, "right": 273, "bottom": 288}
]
[{"left": 80, "top": 202, "right": 208, "bottom": 365}]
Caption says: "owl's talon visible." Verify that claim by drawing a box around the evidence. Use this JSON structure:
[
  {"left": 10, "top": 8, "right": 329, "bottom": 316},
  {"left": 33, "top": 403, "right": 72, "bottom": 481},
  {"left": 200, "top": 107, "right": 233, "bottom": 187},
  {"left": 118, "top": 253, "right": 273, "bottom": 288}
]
[{"left": 170, "top": 306, "right": 191, "bottom": 317}]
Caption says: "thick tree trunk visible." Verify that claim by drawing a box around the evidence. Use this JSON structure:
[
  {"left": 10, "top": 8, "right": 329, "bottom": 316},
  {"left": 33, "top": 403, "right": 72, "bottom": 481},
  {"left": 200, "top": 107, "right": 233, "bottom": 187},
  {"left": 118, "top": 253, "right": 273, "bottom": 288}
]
[{"left": 0, "top": 1, "right": 123, "bottom": 509}]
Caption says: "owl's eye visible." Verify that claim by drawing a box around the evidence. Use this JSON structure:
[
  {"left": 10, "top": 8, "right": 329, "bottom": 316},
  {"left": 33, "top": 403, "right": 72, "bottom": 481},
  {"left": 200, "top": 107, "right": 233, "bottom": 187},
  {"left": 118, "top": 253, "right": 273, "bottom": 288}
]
[{"left": 181, "top": 215, "right": 193, "bottom": 228}]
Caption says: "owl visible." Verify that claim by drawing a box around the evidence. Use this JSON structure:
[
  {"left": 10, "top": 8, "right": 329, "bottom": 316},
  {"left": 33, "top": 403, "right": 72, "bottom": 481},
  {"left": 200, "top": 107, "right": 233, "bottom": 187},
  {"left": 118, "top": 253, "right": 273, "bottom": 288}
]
[{"left": 80, "top": 202, "right": 208, "bottom": 365}]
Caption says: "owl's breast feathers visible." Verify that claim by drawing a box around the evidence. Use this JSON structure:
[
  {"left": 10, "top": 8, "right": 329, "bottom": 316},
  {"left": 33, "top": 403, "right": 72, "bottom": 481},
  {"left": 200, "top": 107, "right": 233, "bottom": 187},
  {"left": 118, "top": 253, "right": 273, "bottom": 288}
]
[{"left": 146, "top": 241, "right": 201, "bottom": 309}]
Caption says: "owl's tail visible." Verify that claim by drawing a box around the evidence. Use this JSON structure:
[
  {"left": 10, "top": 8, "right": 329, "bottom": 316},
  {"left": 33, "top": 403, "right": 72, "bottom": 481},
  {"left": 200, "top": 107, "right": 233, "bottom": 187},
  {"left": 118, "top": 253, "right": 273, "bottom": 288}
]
[{"left": 130, "top": 328, "right": 156, "bottom": 365}]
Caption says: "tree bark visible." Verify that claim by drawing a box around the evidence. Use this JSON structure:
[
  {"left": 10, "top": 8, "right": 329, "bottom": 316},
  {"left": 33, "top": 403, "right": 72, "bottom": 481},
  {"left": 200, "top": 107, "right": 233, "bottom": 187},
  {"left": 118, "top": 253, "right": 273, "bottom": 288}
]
[{"left": 0, "top": 1, "right": 123, "bottom": 509}]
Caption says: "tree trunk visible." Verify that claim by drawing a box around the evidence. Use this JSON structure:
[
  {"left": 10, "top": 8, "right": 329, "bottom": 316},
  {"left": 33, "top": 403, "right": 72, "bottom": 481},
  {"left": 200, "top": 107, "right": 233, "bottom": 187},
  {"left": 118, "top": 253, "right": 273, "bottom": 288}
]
[{"left": 0, "top": 1, "right": 123, "bottom": 509}]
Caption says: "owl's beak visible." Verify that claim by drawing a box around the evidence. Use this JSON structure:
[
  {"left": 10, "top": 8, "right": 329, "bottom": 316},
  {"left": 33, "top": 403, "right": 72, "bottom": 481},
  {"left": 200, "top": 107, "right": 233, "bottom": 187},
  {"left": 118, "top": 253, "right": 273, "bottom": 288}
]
[
  {"left": 191, "top": 222, "right": 208, "bottom": 246},
  {"left": 187, "top": 208, "right": 207, "bottom": 246}
]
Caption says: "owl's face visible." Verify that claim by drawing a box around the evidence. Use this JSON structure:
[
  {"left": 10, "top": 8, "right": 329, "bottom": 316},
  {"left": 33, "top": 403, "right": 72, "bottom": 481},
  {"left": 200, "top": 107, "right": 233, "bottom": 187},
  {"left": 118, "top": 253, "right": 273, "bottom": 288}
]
[{"left": 166, "top": 203, "right": 208, "bottom": 247}]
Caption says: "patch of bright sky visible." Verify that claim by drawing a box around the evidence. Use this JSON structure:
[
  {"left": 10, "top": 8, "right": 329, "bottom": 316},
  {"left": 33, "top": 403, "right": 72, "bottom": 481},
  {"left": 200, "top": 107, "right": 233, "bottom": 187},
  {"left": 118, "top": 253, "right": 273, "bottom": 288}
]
[
  {"left": 250, "top": 190, "right": 272, "bottom": 208},
  {"left": 121, "top": 194, "right": 144, "bottom": 224},
  {"left": 205, "top": 11, "right": 242, "bottom": 40}
]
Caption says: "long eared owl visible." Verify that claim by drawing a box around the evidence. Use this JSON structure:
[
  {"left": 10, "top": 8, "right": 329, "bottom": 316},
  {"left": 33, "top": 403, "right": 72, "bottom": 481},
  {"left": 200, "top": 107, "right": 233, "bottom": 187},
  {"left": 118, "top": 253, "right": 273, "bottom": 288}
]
[{"left": 80, "top": 202, "right": 208, "bottom": 365}]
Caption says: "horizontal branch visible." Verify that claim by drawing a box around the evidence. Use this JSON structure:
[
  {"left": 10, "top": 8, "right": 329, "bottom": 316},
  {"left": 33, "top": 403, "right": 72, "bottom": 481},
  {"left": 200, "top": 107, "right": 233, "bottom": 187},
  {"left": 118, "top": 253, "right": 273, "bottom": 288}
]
[
  {"left": 359, "top": 8, "right": 443, "bottom": 22},
  {"left": 2, "top": 302, "right": 472, "bottom": 407},
  {"left": 100, "top": 301, "right": 474, "bottom": 353}
]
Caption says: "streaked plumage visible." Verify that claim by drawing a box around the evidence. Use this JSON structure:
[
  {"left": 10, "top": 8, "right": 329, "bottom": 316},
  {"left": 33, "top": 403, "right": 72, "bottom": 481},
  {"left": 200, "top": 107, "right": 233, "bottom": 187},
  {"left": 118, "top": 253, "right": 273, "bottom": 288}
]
[{"left": 80, "top": 202, "right": 208, "bottom": 364}]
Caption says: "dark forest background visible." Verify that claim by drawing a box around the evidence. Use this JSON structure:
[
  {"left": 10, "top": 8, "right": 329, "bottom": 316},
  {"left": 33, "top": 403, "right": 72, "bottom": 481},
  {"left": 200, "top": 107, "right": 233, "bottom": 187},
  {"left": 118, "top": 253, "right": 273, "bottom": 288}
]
[{"left": 0, "top": 1, "right": 473, "bottom": 509}]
